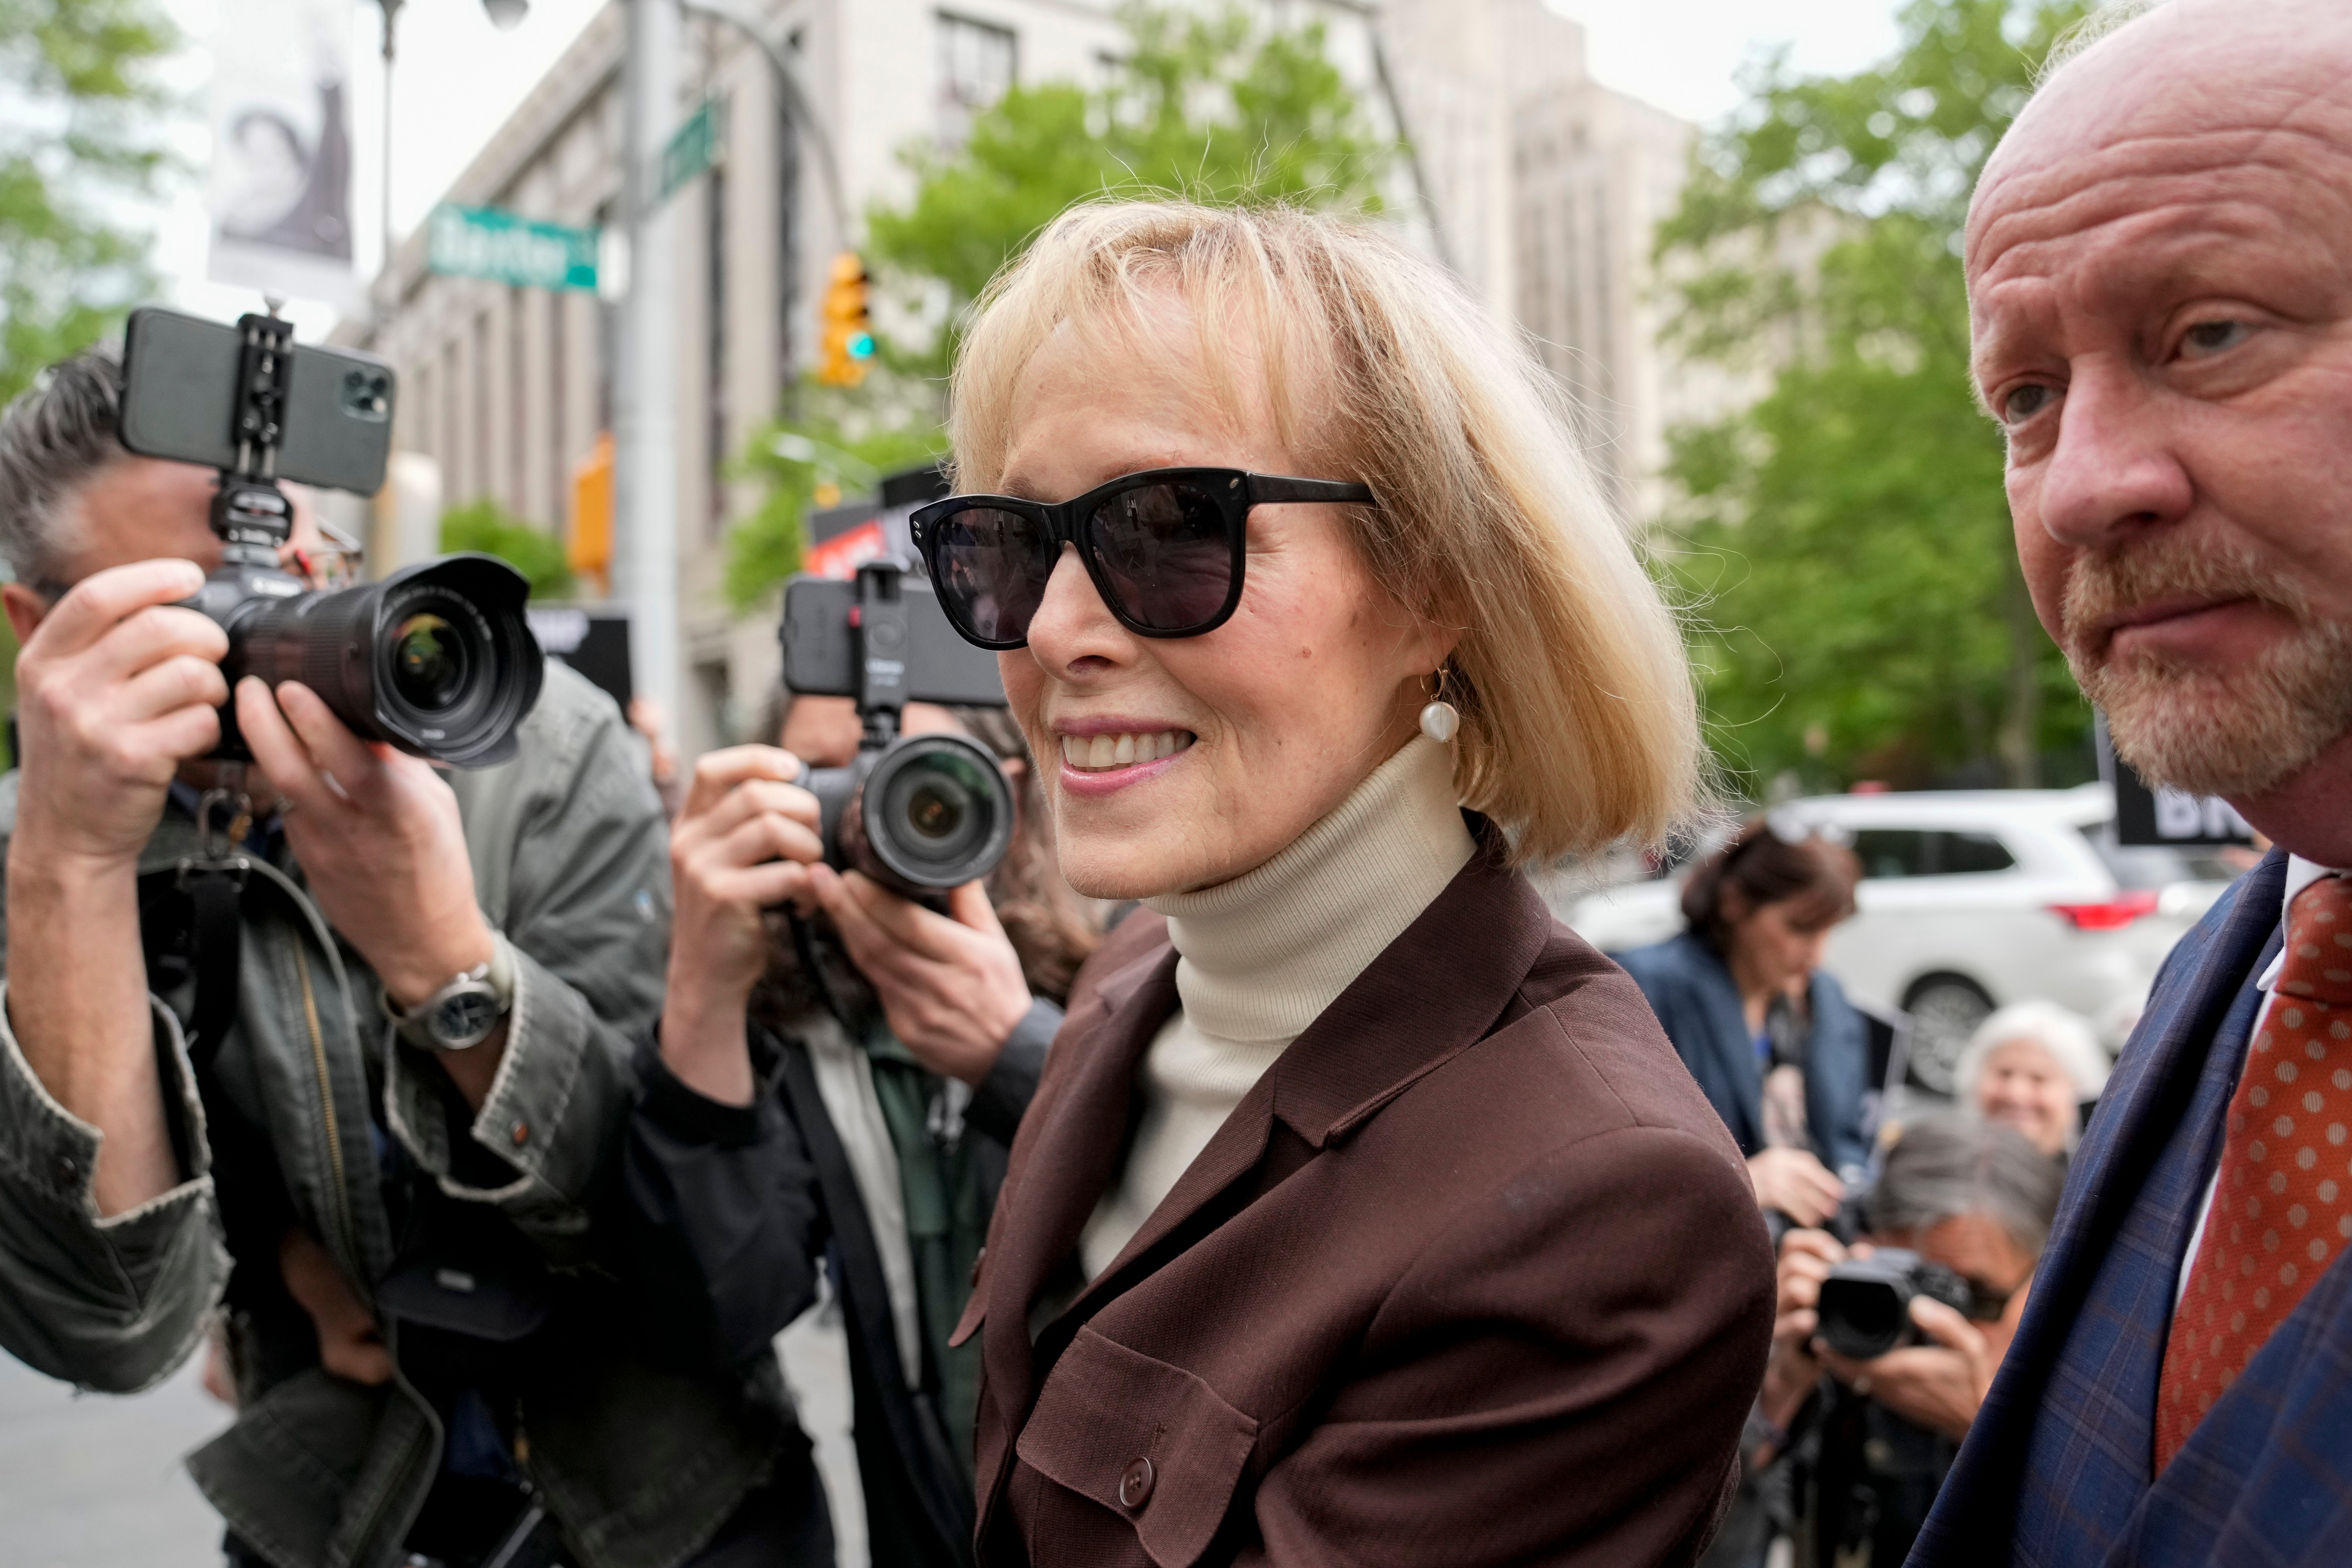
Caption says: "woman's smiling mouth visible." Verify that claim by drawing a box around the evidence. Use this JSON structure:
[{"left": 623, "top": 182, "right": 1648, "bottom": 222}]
[{"left": 1058, "top": 729, "right": 1195, "bottom": 771}]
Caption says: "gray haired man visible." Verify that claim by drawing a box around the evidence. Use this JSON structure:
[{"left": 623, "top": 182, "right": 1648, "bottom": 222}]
[{"left": 0, "top": 346, "right": 828, "bottom": 1567}]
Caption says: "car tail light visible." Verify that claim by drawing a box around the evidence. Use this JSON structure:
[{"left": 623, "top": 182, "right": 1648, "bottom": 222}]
[{"left": 2049, "top": 890, "right": 2161, "bottom": 930}]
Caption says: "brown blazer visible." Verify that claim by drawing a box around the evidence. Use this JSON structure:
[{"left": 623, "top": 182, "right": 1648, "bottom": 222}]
[{"left": 951, "top": 833, "right": 1776, "bottom": 1567}]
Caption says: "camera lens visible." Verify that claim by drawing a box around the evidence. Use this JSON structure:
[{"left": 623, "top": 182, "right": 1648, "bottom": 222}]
[
  {"left": 904, "top": 776, "right": 968, "bottom": 840},
  {"left": 223, "top": 553, "right": 542, "bottom": 768},
  {"left": 843, "top": 733, "right": 1015, "bottom": 894},
  {"left": 879, "top": 751, "right": 990, "bottom": 867},
  {"left": 391, "top": 611, "right": 470, "bottom": 711}
]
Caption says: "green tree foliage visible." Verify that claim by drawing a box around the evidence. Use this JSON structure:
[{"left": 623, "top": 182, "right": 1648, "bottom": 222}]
[
  {"left": 0, "top": 0, "right": 177, "bottom": 404},
  {"left": 0, "top": 0, "right": 175, "bottom": 729},
  {"left": 868, "top": 2, "right": 1390, "bottom": 339},
  {"left": 725, "top": 2, "right": 1386, "bottom": 608},
  {"left": 724, "top": 371, "right": 947, "bottom": 612},
  {"left": 440, "top": 500, "right": 574, "bottom": 600},
  {"left": 1655, "top": 0, "right": 2094, "bottom": 794}
]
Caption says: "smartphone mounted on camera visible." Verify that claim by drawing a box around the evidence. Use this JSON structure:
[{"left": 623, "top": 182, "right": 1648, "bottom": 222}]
[
  {"left": 780, "top": 561, "right": 1013, "bottom": 900},
  {"left": 116, "top": 306, "right": 541, "bottom": 768}
]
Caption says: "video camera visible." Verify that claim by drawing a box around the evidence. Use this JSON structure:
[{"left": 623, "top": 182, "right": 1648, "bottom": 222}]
[
  {"left": 779, "top": 558, "right": 1013, "bottom": 900},
  {"left": 1815, "top": 1248, "right": 1976, "bottom": 1360},
  {"left": 119, "top": 307, "right": 540, "bottom": 768}
]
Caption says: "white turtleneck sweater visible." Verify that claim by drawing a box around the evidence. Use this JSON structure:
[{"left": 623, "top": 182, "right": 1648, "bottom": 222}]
[{"left": 1076, "top": 734, "right": 1475, "bottom": 1281}]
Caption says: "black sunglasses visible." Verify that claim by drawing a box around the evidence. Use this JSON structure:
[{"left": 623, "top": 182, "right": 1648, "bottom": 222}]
[{"left": 908, "top": 467, "right": 1378, "bottom": 649}]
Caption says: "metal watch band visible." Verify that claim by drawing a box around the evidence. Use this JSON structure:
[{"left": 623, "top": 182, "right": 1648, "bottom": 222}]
[{"left": 382, "top": 935, "right": 517, "bottom": 1052}]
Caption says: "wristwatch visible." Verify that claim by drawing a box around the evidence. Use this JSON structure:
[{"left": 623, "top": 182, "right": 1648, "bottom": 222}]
[{"left": 383, "top": 936, "right": 517, "bottom": 1052}]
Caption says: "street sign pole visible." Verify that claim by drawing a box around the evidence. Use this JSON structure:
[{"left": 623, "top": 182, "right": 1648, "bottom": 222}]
[{"left": 616, "top": 0, "right": 681, "bottom": 733}]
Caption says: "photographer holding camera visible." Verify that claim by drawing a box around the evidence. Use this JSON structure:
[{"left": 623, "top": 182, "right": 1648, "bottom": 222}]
[
  {"left": 1732, "top": 1113, "right": 2060, "bottom": 1568},
  {"left": 627, "top": 602, "right": 1095, "bottom": 1568},
  {"left": 0, "top": 345, "right": 822, "bottom": 1568}
]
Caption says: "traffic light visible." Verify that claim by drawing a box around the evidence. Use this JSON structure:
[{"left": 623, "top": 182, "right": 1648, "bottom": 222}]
[{"left": 818, "top": 251, "right": 876, "bottom": 387}]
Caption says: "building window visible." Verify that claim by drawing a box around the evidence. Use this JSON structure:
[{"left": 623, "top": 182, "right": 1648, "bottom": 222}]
[
  {"left": 510, "top": 286, "right": 528, "bottom": 516},
  {"left": 595, "top": 201, "right": 616, "bottom": 437},
  {"left": 473, "top": 311, "right": 492, "bottom": 507},
  {"left": 937, "top": 12, "right": 1015, "bottom": 149},
  {"left": 777, "top": 102, "right": 799, "bottom": 380},
  {"left": 707, "top": 166, "right": 728, "bottom": 535},
  {"left": 549, "top": 290, "right": 567, "bottom": 532}
]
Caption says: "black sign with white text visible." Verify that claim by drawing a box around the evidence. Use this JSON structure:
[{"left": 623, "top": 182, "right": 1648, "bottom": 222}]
[{"left": 2096, "top": 712, "right": 2257, "bottom": 849}]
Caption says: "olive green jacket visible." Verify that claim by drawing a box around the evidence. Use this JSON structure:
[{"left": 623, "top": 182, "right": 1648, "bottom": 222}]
[{"left": 0, "top": 663, "right": 782, "bottom": 1568}]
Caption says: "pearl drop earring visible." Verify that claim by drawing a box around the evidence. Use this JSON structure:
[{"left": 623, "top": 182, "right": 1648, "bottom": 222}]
[{"left": 1419, "top": 667, "right": 1460, "bottom": 744}]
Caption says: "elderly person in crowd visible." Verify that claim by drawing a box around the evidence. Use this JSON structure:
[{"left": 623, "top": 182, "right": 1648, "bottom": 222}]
[
  {"left": 1956, "top": 1001, "right": 2109, "bottom": 1160},
  {"left": 1913, "top": 2, "right": 2352, "bottom": 1562},
  {"left": 811, "top": 198, "right": 1771, "bottom": 1565},
  {"left": 1620, "top": 820, "right": 1871, "bottom": 1230},
  {"left": 1744, "top": 1114, "right": 2062, "bottom": 1568},
  {"left": 629, "top": 689, "right": 1096, "bottom": 1568}
]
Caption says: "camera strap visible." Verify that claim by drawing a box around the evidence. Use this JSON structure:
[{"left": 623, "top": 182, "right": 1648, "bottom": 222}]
[
  {"left": 183, "top": 870, "right": 244, "bottom": 1073},
  {"left": 788, "top": 907, "right": 864, "bottom": 1038},
  {"left": 136, "top": 786, "right": 257, "bottom": 1074}
]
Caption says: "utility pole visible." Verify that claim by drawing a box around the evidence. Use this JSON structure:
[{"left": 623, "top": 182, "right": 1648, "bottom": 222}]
[
  {"left": 616, "top": 0, "right": 681, "bottom": 729},
  {"left": 377, "top": 0, "right": 403, "bottom": 282}
]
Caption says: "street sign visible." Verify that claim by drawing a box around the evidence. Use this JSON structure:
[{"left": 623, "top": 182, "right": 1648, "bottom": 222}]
[
  {"left": 427, "top": 205, "right": 600, "bottom": 291},
  {"left": 660, "top": 95, "right": 727, "bottom": 202}
]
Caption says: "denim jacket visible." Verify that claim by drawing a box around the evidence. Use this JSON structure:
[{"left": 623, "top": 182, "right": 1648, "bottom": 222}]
[{"left": 0, "top": 663, "right": 781, "bottom": 1568}]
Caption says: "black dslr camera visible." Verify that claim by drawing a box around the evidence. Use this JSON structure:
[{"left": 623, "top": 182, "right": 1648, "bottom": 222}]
[
  {"left": 118, "top": 307, "right": 540, "bottom": 768},
  {"left": 779, "top": 558, "right": 1013, "bottom": 899},
  {"left": 1815, "top": 1248, "right": 1977, "bottom": 1360}
]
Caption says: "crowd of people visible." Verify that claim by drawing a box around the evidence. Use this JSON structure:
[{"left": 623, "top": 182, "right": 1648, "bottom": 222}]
[{"left": 0, "top": 0, "right": 2348, "bottom": 1564}]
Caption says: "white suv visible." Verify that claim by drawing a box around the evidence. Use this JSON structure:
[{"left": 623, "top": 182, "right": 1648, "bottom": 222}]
[{"left": 1557, "top": 784, "right": 2241, "bottom": 1096}]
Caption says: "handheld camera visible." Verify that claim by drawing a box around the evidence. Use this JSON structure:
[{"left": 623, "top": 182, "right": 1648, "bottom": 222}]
[
  {"left": 1815, "top": 1248, "right": 1976, "bottom": 1361},
  {"left": 779, "top": 559, "right": 1013, "bottom": 900},
  {"left": 118, "top": 307, "right": 541, "bottom": 768}
]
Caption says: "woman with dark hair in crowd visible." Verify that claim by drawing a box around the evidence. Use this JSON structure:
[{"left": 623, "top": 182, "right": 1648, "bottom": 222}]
[
  {"left": 626, "top": 690, "right": 1100, "bottom": 1568},
  {"left": 1618, "top": 819, "right": 1870, "bottom": 1228}
]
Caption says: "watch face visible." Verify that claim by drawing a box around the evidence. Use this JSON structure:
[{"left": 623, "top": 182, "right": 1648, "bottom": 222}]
[{"left": 431, "top": 987, "right": 503, "bottom": 1049}]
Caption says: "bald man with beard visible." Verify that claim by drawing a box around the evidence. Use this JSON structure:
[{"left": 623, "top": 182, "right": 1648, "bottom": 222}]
[{"left": 1911, "top": 2, "right": 2352, "bottom": 1564}]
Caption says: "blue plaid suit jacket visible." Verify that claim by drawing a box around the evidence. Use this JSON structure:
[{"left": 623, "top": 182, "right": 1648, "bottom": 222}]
[{"left": 1911, "top": 850, "right": 2352, "bottom": 1566}]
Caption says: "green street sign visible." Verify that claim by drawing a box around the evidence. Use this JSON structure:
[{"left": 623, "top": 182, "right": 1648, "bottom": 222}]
[
  {"left": 661, "top": 95, "right": 727, "bottom": 202},
  {"left": 427, "top": 204, "right": 599, "bottom": 291}
]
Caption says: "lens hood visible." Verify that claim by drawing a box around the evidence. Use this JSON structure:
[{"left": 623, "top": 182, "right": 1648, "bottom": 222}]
[{"left": 224, "top": 552, "right": 544, "bottom": 767}]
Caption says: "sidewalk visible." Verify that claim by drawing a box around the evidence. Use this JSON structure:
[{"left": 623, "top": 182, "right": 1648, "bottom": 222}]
[{"left": 0, "top": 1349, "right": 226, "bottom": 1568}]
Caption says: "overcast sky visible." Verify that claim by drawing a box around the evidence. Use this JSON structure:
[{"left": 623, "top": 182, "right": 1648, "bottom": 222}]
[{"left": 150, "top": 0, "right": 1906, "bottom": 334}]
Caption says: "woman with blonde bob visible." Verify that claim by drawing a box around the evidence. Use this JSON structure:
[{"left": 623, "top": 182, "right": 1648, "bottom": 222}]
[
  {"left": 652, "top": 197, "right": 1774, "bottom": 1564},
  {"left": 863, "top": 198, "right": 1777, "bottom": 1567}
]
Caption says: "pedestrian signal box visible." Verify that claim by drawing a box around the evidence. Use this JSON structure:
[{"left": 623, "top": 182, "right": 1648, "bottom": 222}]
[{"left": 818, "top": 252, "right": 876, "bottom": 386}]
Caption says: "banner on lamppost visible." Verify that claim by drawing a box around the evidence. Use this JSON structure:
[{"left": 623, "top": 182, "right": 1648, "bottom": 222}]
[
  {"left": 427, "top": 205, "right": 601, "bottom": 291},
  {"left": 206, "top": 0, "right": 362, "bottom": 312}
]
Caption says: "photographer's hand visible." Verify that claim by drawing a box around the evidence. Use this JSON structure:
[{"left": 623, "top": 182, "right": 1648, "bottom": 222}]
[
  {"left": 1758, "top": 1227, "right": 1845, "bottom": 1447},
  {"left": 662, "top": 747, "right": 824, "bottom": 1106},
  {"left": 814, "top": 867, "right": 1033, "bottom": 1087},
  {"left": 9, "top": 559, "right": 227, "bottom": 862},
  {"left": 1749, "top": 1145, "right": 1846, "bottom": 1228},
  {"left": 1816, "top": 1296, "right": 1994, "bottom": 1443},
  {"left": 236, "top": 679, "right": 503, "bottom": 1106},
  {"left": 278, "top": 1227, "right": 390, "bottom": 1387},
  {"left": 4, "top": 559, "right": 230, "bottom": 1214}
]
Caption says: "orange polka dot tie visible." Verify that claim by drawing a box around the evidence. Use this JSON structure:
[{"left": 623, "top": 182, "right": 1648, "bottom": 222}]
[{"left": 2157, "top": 872, "right": 2352, "bottom": 1472}]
